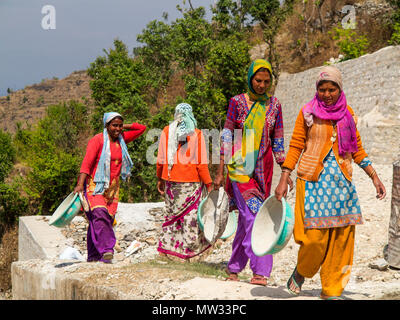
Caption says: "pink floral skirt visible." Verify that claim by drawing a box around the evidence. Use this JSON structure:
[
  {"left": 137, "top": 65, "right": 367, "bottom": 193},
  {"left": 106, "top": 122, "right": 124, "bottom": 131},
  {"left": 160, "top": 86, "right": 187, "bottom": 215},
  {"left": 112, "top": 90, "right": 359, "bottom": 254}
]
[{"left": 157, "top": 181, "right": 211, "bottom": 259}]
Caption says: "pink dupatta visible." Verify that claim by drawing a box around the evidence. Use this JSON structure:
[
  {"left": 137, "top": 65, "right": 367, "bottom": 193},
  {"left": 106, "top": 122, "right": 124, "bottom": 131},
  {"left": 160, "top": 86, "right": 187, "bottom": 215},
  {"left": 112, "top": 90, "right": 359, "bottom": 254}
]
[{"left": 303, "top": 84, "right": 358, "bottom": 157}]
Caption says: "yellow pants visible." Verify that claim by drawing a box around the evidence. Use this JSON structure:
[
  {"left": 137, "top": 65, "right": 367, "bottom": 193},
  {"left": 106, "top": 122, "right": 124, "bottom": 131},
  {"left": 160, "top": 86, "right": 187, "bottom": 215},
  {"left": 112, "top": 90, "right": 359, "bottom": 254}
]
[{"left": 294, "top": 178, "right": 355, "bottom": 297}]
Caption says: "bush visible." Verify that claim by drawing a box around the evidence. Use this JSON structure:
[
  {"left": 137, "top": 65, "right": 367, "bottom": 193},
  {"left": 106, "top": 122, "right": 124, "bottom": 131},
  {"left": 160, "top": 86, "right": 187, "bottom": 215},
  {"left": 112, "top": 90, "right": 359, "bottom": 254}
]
[
  {"left": 24, "top": 149, "right": 81, "bottom": 215},
  {"left": 330, "top": 26, "right": 369, "bottom": 61},
  {"left": 205, "top": 36, "right": 250, "bottom": 104},
  {"left": 389, "top": 22, "right": 400, "bottom": 45},
  {"left": 14, "top": 101, "right": 89, "bottom": 215},
  {"left": 0, "top": 182, "right": 28, "bottom": 233},
  {"left": 0, "top": 130, "right": 15, "bottom": 183},
  {"left": 183, "top": 75, "right": 227, "bottom": 130}
]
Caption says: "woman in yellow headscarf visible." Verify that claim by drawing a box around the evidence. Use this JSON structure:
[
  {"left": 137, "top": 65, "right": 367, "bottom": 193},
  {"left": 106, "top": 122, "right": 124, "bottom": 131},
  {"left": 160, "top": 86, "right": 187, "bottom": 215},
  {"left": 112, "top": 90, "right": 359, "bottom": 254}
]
[{"left": 214, "top": 59, "right": 292, "bottom": 286}]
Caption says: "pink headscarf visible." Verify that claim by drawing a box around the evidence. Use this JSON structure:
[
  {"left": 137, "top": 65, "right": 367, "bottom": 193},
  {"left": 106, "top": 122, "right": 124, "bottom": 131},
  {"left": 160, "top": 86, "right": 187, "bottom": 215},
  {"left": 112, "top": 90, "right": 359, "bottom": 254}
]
[{"left": 303, "top": 66, "right": 358, "bottom": 156}]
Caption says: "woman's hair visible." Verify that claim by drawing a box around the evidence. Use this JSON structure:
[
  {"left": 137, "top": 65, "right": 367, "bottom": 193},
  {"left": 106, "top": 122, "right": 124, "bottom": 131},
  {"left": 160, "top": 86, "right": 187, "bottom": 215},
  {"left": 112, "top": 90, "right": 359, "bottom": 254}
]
[{"left": 317, "top": 80, "right": 340, "bottom": 90}]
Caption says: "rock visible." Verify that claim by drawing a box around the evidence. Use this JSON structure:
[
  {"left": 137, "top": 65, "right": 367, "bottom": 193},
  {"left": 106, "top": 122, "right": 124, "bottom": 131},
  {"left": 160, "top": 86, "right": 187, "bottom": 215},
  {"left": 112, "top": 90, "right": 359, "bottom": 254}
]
[
  {"left": 144, "top": 237, "right": 157, "bottom": 246},
  {"left": 123, "top": 234, "right": 135, "bottom": 242},
  {"left": 114, "top": 253, "right": 125, "bottom": 262},
  {"left": 369, "top": 258, "right": 389, "bottom": 271},
  {"left": 114, "top": 243, "right": 123, "bottom": 253}
]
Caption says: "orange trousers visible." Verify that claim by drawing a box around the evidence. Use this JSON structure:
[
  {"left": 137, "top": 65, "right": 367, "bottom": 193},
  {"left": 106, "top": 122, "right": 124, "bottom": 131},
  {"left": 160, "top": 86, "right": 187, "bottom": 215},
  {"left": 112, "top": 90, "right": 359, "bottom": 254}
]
[{"left": 294, "top": 178, "right": 355, "bottom": 297}]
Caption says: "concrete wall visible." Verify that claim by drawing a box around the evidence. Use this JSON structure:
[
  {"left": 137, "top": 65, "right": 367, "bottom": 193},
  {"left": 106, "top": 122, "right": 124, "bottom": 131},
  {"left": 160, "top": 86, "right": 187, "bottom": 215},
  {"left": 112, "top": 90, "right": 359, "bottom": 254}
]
[
  {"left": 12, "top": 203, "right": 164, "bottom": 300},
  {"left": 11, "top": 260, "right": 128, "bottom": 300},
  {"left": 18, "top": 216, "right": 69, "bottom": 261},
  {"left": 274, "top": 45, "right": 400, "bottom": 165}
]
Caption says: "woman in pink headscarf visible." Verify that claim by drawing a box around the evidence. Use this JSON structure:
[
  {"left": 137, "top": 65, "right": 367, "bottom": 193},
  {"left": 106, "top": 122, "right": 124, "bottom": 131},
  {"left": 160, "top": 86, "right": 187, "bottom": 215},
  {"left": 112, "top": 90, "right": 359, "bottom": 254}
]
[{"left": 275, "top": 66, "right": 386, "bottom": 299}]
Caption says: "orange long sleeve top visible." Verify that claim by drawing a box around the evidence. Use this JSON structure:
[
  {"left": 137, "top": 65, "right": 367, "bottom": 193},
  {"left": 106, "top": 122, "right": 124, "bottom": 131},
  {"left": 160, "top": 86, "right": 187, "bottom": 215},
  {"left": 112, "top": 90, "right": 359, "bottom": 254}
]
[
  {"left": 156, "top": 126, "right": 212, "bottom": 185},
  {"left": 283, "top": 105, "right": 368, "bottom": 182}
]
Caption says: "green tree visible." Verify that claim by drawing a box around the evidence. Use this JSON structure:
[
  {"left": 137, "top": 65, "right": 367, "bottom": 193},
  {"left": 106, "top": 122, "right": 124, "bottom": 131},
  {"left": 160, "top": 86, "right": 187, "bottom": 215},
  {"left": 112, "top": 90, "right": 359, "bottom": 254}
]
[
  {"left": 88, "top": 39, "right": 167, "bottom": 202},
  {"left": 0, "top": 130, "right": 23, "bottom": 237},
  {"left": 183, "top": 37, "right": 250, "bottom": 131},
  {"left": 87, "top": 39, "right": 150, "bottom": 132},
  {"left": 211, "top": 0, "right": 248, "bottom": 38},
  {"left": 171, "top": 6, "right": 213, "bottom": 78},
  {"left": 242, "top": 0, "right": 295, "bottom": 77},
  {"left": 135, "top": 19, "right": 175, "bottom": 88},
  {"left": 205, "top": 36, "right": 250, "bottom": 102},
  {"left": 183, "top": 74, "right": 227, "bottom": 130},
  {"left": 0, "top": 130, "right": 15, "bottom": 183}
]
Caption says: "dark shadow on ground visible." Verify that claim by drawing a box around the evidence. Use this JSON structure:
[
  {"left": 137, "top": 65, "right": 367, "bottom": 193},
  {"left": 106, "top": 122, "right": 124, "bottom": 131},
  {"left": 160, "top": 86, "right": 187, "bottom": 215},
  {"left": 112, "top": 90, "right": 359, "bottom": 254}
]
[
  {"left": 250, "top": 285, "right": 372, "bottom": 300},
  {"left": 54, "top": 261, "right": 82, "bottom": 268}
]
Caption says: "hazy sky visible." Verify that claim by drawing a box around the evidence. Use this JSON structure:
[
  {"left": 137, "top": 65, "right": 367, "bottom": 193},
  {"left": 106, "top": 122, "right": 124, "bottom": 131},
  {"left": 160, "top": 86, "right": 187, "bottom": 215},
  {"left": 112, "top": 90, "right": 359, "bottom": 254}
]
[{"left": 0, "top": 0, "right": 215, "bottom": 96}]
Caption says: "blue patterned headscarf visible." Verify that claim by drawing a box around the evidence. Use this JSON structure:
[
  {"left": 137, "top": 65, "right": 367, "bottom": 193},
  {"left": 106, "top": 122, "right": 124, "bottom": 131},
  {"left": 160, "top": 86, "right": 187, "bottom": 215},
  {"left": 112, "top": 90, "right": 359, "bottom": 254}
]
[
  {"left": 167, "top": 103, "right": 197, "bottom": 176},
  {"left": 93, "top": 112, "right": 133, "bottom": 195}
]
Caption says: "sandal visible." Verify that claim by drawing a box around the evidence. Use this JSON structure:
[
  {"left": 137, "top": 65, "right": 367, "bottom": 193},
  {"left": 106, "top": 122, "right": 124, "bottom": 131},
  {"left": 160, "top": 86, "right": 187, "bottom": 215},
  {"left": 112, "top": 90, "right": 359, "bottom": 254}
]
[
  {"left": 102, "top": 252, "right": 113, "bottom": 261},
  {"left": 250, "top": 274, "right": 267, "bottom": 286},
  {"left": 225, "top": 268, "right": 239, "bottom": 281},
  {"left": 287, "top": 267, "right": 304, "bottom": 295}
]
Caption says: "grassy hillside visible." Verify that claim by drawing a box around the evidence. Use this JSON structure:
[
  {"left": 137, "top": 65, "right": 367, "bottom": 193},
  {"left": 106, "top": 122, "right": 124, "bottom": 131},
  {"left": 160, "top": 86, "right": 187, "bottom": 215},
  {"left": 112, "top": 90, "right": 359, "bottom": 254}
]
[
  {"left": 0, "top": 71, "right": 94, "bottom": 134},
  {"left": 276, "top": 0, "right": 393, "bottom": 73}
]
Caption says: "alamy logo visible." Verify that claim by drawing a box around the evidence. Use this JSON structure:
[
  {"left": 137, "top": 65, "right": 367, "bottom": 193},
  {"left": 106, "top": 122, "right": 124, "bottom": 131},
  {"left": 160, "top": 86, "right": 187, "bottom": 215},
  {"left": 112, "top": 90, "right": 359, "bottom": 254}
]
[
  {"left": 341, "top": 5, "right": 356, "bottom": 29},
  {"left": 41, "top": 5, "right": 56, "bottom": 30}
]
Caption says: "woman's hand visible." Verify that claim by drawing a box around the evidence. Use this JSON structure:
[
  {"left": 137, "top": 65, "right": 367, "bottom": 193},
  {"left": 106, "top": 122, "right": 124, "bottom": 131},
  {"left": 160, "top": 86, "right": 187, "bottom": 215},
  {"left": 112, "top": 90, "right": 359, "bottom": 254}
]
[
  {"left": 73, "top": 173, "right": 87, "bottom": 194},
  {"left": 213, "top": 173, "right": 224, "bottom": 190},
  {"left": 214, "top": 156, "right": 225, "bottom": 190},
  {"left": 73, "top": 184, "right": 84, "bottom": 194},
  {"left": 274, "top": 172, "right": 291, "bottom": 201},
  {"left": 157, "top": 179, "right": 165, "bottom": 196},
  {"left": 372, "top": 175, "right": 386, "bottom": 200},
  {"left": 275, "top": 180, "right": 288, "bottom": 201},
  {"left": 206, "top": 183, "right": 214, "bottom": 193}
]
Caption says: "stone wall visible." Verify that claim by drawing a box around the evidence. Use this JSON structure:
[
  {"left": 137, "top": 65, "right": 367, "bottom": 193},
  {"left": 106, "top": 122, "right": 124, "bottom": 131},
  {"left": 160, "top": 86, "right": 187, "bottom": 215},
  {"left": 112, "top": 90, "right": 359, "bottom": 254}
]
[{"left": 274, "top": 45, "right": 400, "bottom": 165}]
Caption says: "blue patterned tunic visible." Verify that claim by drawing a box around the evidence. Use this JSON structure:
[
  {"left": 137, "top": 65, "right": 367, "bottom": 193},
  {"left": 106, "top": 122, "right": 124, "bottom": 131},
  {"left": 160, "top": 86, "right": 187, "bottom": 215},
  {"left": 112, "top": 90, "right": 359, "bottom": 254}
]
[{"left": 303, "top": 149, "right": 372, "bottom": 229}]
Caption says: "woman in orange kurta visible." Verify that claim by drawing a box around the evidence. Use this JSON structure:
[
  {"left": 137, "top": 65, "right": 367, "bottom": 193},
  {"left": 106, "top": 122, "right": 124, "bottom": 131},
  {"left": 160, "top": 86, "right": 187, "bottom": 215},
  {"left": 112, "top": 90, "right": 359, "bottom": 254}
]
[
  {"left": 275, "top": 66, "right": 386, "bottom": 299},
  {"left": 156, "top": 103, "right": 213, "bottom": 261},
  {"left": 74, "top": 112, "right": 146, "bottom": 263}
]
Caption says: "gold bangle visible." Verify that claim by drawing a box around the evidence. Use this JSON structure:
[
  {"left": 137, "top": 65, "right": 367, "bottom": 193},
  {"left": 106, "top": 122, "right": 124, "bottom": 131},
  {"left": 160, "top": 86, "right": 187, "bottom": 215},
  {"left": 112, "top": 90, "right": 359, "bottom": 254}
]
[
  {"left": 369, "top": 169, "right": 377, "bottom": 179},
  {"left": 282, "top": 168, "right": 291, "bottom": 175}
]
